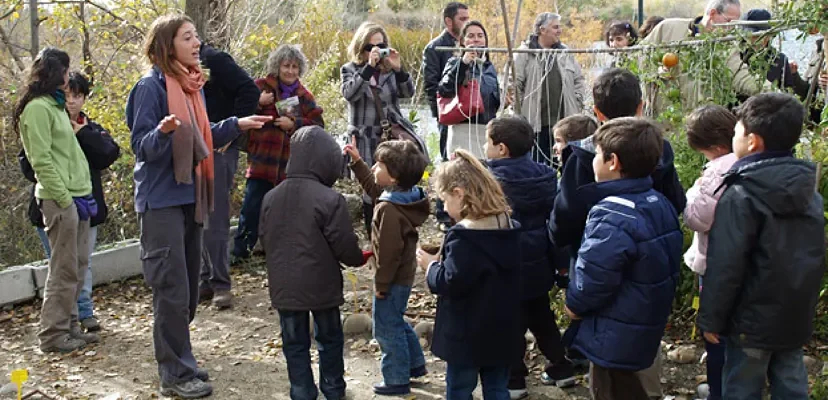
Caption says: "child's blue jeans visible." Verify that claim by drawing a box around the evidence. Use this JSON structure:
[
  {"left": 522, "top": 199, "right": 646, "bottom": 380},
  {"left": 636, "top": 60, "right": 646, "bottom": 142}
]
[
  {"left": 446, "top": 363, "right": 510, "bottom": 400},
  {"left": 723, "top": 338, "right": 808, "bottom": 400},
  {"left": 278, "top": 307, "right": 346, "bottom": 400},
  {"left": 373, "top": 284, "right": 426, "bottom": 385}
]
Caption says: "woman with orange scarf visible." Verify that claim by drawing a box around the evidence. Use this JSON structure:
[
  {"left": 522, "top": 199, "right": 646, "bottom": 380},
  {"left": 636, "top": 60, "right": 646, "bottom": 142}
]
[{"left": 125, "top": 14, "right": 270, "bottom": 399}]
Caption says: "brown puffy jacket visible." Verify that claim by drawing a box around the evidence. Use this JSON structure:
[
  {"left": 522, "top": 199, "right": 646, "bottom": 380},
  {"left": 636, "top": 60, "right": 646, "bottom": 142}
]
[{"left": 260, "top": 126, "right": 364, "bottom": 311}]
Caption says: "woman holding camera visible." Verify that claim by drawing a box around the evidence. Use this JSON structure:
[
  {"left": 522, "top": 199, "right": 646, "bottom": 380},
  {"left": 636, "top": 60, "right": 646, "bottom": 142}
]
[
  {"left": 438, "top": 20, "right": 501, "bottom": 159},
  {"left": 341, "top": 21, "right": 417, "bottom": 236}
]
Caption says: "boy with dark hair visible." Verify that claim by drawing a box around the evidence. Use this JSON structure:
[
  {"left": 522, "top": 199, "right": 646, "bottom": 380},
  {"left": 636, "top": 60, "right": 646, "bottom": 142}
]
[
  {"left": 698, "top": 93, "right": 825, "bottom": 399},
  {"left": 552, "top": 114, "right": 598, "bottom": 160},
  {"left": 484, "top": 116, "right": 574, "bottom": 398},
  {"left": 344, "top": 140, "right": 429, "bottom": 396},
  {"left": 564, "top": 118, "right": 682, "bottom": 400},
  {"left": 549, "top": 70, "right": 684, "bottom": 395}
]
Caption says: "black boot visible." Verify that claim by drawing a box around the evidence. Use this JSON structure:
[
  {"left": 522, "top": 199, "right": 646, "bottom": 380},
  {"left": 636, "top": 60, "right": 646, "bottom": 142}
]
[{"left": 362, "top": 201, "right": 374, "bottom": 239}]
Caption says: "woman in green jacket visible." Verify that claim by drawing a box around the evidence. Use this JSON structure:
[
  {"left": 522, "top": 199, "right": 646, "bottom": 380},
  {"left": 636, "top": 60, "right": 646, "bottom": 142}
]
[{"left": 13, "top": 47, "right": 98, "bottom": 354}]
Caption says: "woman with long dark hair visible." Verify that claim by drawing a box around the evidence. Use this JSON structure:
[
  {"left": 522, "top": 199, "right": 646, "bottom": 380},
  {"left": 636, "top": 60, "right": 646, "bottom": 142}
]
[
  {"left": 126, "top": 14, "right": 270, "bottom": 398},
  {"left": 14, "top": 47, "right": 100, "bottom": 354},
  {"left": 438, "top": 20, "right": 501, "bottom": 159}
]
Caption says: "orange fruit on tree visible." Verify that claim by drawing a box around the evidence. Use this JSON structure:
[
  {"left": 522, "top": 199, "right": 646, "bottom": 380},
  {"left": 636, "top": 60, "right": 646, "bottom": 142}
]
[{"left": 662, "top": 52, "right": 679, "bottom": 68}]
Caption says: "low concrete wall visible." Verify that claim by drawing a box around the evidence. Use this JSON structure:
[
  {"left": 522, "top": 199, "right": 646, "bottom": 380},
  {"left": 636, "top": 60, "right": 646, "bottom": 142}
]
[{"left": 1, "top": 227, "right": 237, "bottom": 308}]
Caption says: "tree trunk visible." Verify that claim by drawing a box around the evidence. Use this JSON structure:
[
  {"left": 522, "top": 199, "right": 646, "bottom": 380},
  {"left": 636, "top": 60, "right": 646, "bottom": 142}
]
[
  {"left": 29, "top": 0, "right": 37, "bottom": 56},
  {"left": 185, "top": 0, "right": 229, "bottom": 49}
]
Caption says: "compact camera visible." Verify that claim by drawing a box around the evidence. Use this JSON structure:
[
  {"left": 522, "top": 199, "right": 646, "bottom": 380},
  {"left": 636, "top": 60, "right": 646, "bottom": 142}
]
[{"left": 378, "top": 48, "right": 391, "bottom": 58}]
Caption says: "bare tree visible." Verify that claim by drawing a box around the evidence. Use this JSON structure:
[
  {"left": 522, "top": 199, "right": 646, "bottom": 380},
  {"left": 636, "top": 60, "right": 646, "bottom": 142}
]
[{"left": 185, "top": 0, "right": 229, "bottom": 48}]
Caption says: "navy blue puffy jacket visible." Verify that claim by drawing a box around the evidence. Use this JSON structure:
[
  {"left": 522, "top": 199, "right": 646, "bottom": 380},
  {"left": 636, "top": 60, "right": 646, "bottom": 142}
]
[
  {"left": 488, "top": 154, "right": 558, "bottom": 300},
  {"left": 565, "top": 177, "right": 682, "bottom": 371}
]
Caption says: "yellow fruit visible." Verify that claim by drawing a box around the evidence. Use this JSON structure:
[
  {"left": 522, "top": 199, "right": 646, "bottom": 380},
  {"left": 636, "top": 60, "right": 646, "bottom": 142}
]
[{"left": 662, "top": 52, "right": 679, "bottom": 68}]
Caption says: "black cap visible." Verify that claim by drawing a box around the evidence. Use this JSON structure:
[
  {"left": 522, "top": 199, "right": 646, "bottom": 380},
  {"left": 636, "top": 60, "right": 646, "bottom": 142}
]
[{"left": 743, "top": 8, "right": 772, "bottom": 32}]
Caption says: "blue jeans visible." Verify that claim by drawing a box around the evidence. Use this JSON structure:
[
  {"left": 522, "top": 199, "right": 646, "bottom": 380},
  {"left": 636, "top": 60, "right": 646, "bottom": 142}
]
[
  {"left": 704, "top": 335, "right": 726, "bottom": 399},
  {"left": 446, "top": 364, "right": 510, "bottom": 400},
  {"left": 37, "top": 225, "right": 97, "bottom": 320},
  {"left": 723, "top": 339, "right": 809, "bottom": 400},
  {"left": 279, "top": 307, "right": 346, "bottom": 400},
  {"left": 233, "top": 178, "right": 274, "bottom": 258},
  {"left": 373, "top": 284, "right": 426, "bottom": 385}
]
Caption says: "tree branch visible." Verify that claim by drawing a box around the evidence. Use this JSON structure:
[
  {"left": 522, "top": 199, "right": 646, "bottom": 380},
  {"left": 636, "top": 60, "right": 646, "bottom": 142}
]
[
  {"left": 0, "top": 0, "right": 23, "bottom": 20},
  {"left": 0, "top": 23, "right": 26, "bottom": 73}
]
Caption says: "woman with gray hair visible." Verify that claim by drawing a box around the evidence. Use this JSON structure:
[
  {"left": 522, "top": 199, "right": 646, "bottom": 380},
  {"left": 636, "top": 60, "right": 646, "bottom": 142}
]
[
  {"left": 513, "top": 12, "right": 585, "bottom": 167},
  {"left": 231, "top": 44, "right": 324, "bottom": 261}
]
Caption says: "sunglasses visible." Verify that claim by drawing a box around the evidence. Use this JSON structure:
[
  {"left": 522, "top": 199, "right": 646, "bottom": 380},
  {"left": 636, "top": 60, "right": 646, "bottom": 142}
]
[{"left": 362, "top": 42, "right": 388, "bottom": 52}]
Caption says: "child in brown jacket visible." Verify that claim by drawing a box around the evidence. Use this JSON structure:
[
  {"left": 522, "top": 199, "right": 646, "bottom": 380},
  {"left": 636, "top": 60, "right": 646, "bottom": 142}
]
[{"left": 344, "top": 140, "right": 429, "bottom": 396}]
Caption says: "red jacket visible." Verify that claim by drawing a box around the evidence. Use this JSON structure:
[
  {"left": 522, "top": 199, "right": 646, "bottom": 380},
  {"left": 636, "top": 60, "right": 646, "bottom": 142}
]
[{"left": 246, "top": 76, "right": 324, "bottom": 183}]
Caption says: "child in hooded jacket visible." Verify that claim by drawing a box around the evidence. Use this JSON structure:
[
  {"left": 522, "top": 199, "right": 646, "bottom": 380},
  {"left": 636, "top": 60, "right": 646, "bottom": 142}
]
[
  {"left": 484, "top": 116, "right": 575, "bottom": 397},
  {"left": 344, "top": 140, "right": 430, "bottom": 396},
  {"left": 417, "top": 149, "right": 523, "bottom": 400}
]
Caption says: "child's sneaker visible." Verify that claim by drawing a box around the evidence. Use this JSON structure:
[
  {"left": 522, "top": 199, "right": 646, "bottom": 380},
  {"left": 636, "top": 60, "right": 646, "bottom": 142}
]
[
  {"left": 372, "top": 382, "right": 410, "bottom": 395},
  {"left": 540, "top": 361, "right": 576, "bottom": 388}
]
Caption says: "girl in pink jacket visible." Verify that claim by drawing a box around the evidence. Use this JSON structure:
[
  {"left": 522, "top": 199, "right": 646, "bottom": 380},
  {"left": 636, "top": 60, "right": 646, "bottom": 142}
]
[{"left": 682, "top": 105, "right": 738, "bottom": 400}]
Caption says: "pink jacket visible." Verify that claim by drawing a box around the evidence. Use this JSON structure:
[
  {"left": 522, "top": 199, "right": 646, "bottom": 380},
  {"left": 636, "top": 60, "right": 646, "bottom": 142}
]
[{"left": 683, "top": 153, "right": 738, "bottom": 275}]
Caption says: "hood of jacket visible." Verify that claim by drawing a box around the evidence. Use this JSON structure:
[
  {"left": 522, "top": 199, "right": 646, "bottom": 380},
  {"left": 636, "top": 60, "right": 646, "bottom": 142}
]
[
  {"left": 725, "top": 155, "right": 817, "bottom": 216},
  {"left": 571, "top": 135, "right": 675, "bottom": 186},
  {"left": 285, "top": 126, "right": 342, "bottom": 187},
  {"left": 448, "top": 221, "right": 523, "bottom": 272},
  {"left": 379, "top": 187, "right": 430, "bottom": 227},
  {"left": 522, "top": 34, "right": 566, "bottom": 51},
  {"left": 488, "top": 155, "right": 557, "bottom": 214}
]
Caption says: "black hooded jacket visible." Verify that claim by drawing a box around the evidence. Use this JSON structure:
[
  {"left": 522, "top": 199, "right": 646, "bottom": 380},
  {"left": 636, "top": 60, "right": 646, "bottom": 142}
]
[{"left": 698, "top": 155, "right": 825, "bottom": 350}]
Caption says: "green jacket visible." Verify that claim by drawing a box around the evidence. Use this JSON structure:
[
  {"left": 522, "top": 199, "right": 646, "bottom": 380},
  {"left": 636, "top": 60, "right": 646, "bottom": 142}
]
[{"left": 20, "top": 95, "right": 91, "bottom": 208}]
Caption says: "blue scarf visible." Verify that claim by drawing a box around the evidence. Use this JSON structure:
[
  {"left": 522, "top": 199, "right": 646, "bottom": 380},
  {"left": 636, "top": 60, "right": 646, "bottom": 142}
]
[{"left": 52, "top": 89, "right": 66, "bottom": 107}]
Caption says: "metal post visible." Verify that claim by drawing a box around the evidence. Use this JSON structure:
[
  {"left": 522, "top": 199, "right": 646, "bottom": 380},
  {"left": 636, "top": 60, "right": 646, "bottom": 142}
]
[
  {"left": 29, "top": 0, "right": 38, "bottom": 56},
  {"left": 638, "top": 0, "right": 644, "bottom": 26},
  {"left": 499, "top": 0, "right": 520, "bottom": 112}
]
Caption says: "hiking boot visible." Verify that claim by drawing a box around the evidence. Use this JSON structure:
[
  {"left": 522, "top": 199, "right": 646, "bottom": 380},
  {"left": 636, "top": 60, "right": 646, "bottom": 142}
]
[
  {"left": 160, "top": 378, "right": 213, "bottom": 399},
  {"left": 541, "top": 361, "right": 576, "bottom": 388},
  {"left": 196, "top": 368, "right": 209, "bottom": 382},
  {"left": 198, "top": 286, "right": 214, "bottom": 303},
  {"left": 80, "top": 316, "right": 101, "bottom": 332},
  {"left": 410, "top": 365, "right": 428, "bottom": 379},
  {"left": 211, "top": 291, "right": 233, "bottom": 309},
  {"left": 41, "top": 335, "right": 86, "bottom": 353},
  {"left": 71, "top": 325, "right": 101, "bottom": 344},
  {"left": 372, "top": 382, "right": 410, "bottom": 395}
]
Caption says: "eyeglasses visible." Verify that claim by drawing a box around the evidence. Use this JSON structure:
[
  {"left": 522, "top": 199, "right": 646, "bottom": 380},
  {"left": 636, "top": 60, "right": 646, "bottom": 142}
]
[{"left": 362, "top": 42, "right": 388, "bottom": 52}]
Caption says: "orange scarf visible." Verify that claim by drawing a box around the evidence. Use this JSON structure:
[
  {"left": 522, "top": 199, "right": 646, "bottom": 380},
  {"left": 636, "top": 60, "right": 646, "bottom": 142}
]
[{"left": 166, "top": 61, "right": 214, "bottom": 225}]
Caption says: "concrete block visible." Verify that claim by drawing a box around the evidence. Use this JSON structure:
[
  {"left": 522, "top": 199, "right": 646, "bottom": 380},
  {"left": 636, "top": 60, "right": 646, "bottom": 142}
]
[
  {"left": 90, "top": 239, "right": 142, "bottom": 286},
  {"left": 0, "top": 266, "right": 36, "bottom": 306}
]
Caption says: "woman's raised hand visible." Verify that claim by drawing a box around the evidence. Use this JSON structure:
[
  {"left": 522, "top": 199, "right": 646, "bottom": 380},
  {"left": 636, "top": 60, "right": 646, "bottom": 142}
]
[
  {"left": 368, "top": 47, "right": 381, "bottom": 68},
  {"left": 238, "top": 115, "right": 273, "bottom": 131},
  {"left": 159, "top": 115, "right": 180, "bottom": 134},
  {"left": 385, "top": 49, "right": 402, "bottom": 71},
  {"left": 462, "top": 50, "right": 478, "bottom": 65},
  {"left": 259, "top": 91, "right": 275, "bottom": 106}
]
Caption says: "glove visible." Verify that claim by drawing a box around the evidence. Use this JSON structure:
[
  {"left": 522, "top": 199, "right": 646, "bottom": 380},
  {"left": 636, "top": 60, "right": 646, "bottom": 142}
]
[
  {"left": 74, "top": 197, "right": 90, "bottom": 221},
  {"left": 362, "top": 250, "right": 374, "bottom": 265}
]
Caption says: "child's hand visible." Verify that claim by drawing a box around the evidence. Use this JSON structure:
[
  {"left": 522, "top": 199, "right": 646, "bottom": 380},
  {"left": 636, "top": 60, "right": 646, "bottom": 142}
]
[
  {"left": 343, "top": 136, "right": 361, "bottom": 161},
  {"left": 703, "top": 331, "right": 720, "bottom": 344},
  {"left": 564, "top": 305, "right": 581, "bottom": 320},
  {"left": 416, "top": 248, "right": 439, "bottom": 271},
  {"left": 375, "top": 291, "right": 386, "bottom": 299}
]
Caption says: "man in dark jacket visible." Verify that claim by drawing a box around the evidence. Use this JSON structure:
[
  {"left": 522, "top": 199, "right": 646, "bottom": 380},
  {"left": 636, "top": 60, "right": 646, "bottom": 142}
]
[
  {"left": 422, "top": 2, "right": 468, "bottom": 229},
  {"left": 22, "top": 71, "right": 121, "bottom": 333},
  {"left": 422, "top": 1, "right": 469, "bottom": 160},
  {"left": 698, "top": 93, "right": 825, "bottom": 400},
  {"left": 260, "top": 126, "right": 364, "bottom": 400},
  {"left": 198, "top": 43, "right": 260, "bottom": 309},
  {"left": 485, "top": 116, "right": 574, "bottom": 396},
  {"left": 564, "top": 118, "right": 682, "bottom": 399}
]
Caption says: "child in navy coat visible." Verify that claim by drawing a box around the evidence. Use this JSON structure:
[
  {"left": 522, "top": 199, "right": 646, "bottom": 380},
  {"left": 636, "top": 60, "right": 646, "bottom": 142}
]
[
  {"left": 564, "top": 118, "right": 682, "bottom": 399},
  {"left": 417, "top": 149, "right": 522, "bottom": 400}
]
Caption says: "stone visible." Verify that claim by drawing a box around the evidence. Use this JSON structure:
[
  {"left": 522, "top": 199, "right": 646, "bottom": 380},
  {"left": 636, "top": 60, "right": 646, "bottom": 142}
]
[
  {"left": 342, "top": 314, "right": 372, "bottom": 335},
  {"left": 343, "top": 194, "right": 363, "bottom": 222},
  {"left": 667, "top": 345, "right": 697, "bottom": 364}
]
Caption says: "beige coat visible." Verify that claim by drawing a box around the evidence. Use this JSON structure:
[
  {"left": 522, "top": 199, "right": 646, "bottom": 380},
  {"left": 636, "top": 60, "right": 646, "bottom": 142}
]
[
  {"left": 641, "top": 18, "right": 765, "bottom": 109},
  {"left": 513, "top": 39, "right": 586, "bottom": 132}
]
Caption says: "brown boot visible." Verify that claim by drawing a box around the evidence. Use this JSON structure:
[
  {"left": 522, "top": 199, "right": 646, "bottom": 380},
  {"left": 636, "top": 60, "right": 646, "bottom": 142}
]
[{"left": 212, "top": 291, "right": 233, "bottom": 309}]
